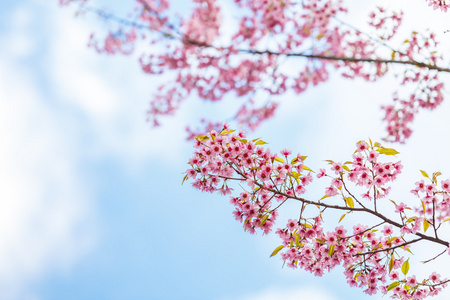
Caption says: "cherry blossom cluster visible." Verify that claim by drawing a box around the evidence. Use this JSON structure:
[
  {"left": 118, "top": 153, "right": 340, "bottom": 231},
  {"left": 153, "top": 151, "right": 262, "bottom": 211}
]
[
  {"left": 368, "top": 7, "right": 403, "bottom": 41},
  {"left": 276, "top": 219, "right": 447, "bottom": 299},
  {"left": 185, "top": 128, "right": 450, "bottom": 299},
  {"left": 410, "top": 171, "right": 450, "bottom": 230},
  {"left": 185, "top": 125, "right": 313, "bottom": 234},
  {"left": 382, "top": 30, "right": 443, "bottom": 143},
  {"left": 61, "top": 0, "right": 448, "bottom": 143},
  {"left": 319, "top": 139, "right": 403, "bottom": 202},
  {"left": 425, "top": 0, "right": 450, "bottom": 12}
]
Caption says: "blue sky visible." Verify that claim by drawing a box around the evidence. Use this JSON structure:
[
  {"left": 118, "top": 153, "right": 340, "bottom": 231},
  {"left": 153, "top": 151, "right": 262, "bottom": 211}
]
[{"left": 1, "top": 0, "right": 450, "bottom": 300}]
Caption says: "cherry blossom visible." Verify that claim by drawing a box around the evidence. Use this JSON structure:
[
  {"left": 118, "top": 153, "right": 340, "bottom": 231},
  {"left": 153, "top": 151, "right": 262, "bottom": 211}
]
[
  {"left": 184, "top": 126, "right": 450, "bottom": 299},
  {"left": 61, "top": 0, "right": 450, "bottom": 143}
]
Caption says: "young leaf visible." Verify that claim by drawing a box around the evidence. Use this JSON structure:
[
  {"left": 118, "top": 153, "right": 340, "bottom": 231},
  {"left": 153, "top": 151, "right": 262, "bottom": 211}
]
[
  {"left": 421, "top": 200, "right": 427, "bottom": 214},
  {"left": 195, "top": 135, "right": 209, "bottom": 141},
  {"left": 302, "top": 166, "right": 314, "bottom": 172},
  {"left": 274, "top": 157, "right": 285, "bottom": 163},
  {"left": 420, "top": 170, "right": 429, "bottom": 178},
  {"left": 220, "top": 129, "right": 235, "bottom": 135},
  {"left": 406, "top": 216, "right": 417, "bottom": 223},
  {"left": 423, "top": 219, "right": 430, "bottom": 232},
  {"left": 260, "top": 214, "right": 269, "bottom": 226},
  {"left": 294, "top": 234, "right": 300, "bottom": 247},
  {"left": 387, "top": 236, "right": 398, "bottom": 244},
  {"left": 401, "top": 259, "right": 410, "bottom": 275},
  {"left": 376, "top": 148, "right": 400, "bottom": 155},
  {"left": 255, "top": 140, "right": 268, "bottom": 145},
  {"left": 328, "top": 244, "right": 335, "bottom": 257},
  {"left": 339, "top": 214, "right": 346, "bottom": 223},
  {"left": 181, "top": 174, "right": 189, "bottom": 185},
  {"left": 346, "top": 197, "right": 355, "bottom": 208},
  {"left": 270, "top": 245, "right": 285, "bottom": 257},
  {"left": 387, "top": 281, "right": 400, "bottom": 291},
  {"left": 389, "top": 256, "right": 395, "bottom": 273}
]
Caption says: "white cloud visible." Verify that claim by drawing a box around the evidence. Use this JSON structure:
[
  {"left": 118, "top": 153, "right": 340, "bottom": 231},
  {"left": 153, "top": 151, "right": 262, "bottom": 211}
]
[
  {"left": 4, "top": 6, "right": 36, "bottom": 58},
  {"left": 46, "top": 2, "right": 191, "bottom": 171},
  {"left": 0, "top": 8, "right": 97, "bottom": 299}
]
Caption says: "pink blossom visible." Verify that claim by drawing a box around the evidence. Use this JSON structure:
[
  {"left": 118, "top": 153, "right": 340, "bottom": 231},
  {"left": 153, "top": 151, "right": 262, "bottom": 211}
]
[
  {"left": 325, "top": 186, "right": 338, "bottom": 196},
  {"left": 395, "top": 202, "right": 407, "bottom": 213},
  {"left": 367, "top": 150, "right": 379, "bottom": 163},
  {"left": 280, "top": 149, "right": 292, "bottom": 156},
  {"left": 331, "top": 162, "right": 343, "bottom": 174},
  {"left": 317, "top": 168, "right": 326, "bottom": 178},
  {"left": 356, "top": 141, "right": 369, "bottom": 152}
]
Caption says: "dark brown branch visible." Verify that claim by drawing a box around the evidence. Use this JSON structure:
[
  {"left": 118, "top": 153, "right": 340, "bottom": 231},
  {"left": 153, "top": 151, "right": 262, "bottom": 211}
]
[
  {"left": 237, "top": 49, "right": 450, "bottom": 73},
  {"left": 231, "top": 167, "right": 450, "bottom": 248},
  {"left": 81, "top": 5, "right": 450, "bottom": 74},
  {"left": 355, "top": 237, "right": 423, "bottom": 256}
]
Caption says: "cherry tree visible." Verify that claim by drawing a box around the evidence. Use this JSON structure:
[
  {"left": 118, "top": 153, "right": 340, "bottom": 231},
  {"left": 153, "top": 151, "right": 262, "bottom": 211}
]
[{"left": 60, "top": 0, "right": 450, "bottom": 299}]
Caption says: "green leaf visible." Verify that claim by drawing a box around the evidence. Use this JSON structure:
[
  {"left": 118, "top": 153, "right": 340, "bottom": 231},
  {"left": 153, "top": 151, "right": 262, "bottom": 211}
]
[
  {"left": 401, "top": 259, "right": 410, "bottom": 275},
  {"left": 302, "top": 166, "right": 314, "bottom": 172},
  {"left": 328, "top": 244, "right": 335, "bottom": 257},
  {"left": 423, "top": 220, "right": 430, "bottom": 232},
  {"left": 274, "top": 157, "right": 285, "bottom": 163},
  {"left": 291, "top": 171, "right": 300, "bottom": 179},
  {"left": 346, "top": 197, "right": 355, "bottom": 208},
  {"left": 342, "top": 165, "right": 350, "bottom": 172},
  {"left": 195, "top": 135, "right": 209, "bottom": 141},
  {"left": 422, "top": 200, "right": 427, "bottom": 214},
  {"left": 260, "top": 214, "right": 269, "bottom": 226},
  {"left": 294, "top": 234, "right": 301, "bottom": 247},
  {"left": 376, "top": 148, "right": 400, "bottom": 155},
  {"left": 387, "top": 236, "right": 398, "bottom": 244},
  {"left": 432, "top": 172, "right": 441, "bottom": 184},
  {"left": 389, "top": 256, "right": 395, "bottom": 273},
  {"left": 372, "top": 243, "right": 383, "bottom": 250},
  {"left": 406, "top": 217, "right": 417, "bottom": 223},
  {"left": 303, "top": 223, "right": 312, "bottom": 229},
  {"left": 220, "top": 129, "right": 235, "bottom": 135},
  {"left": 387, "top": 281, "right": 400, "bottom": 291},
  {"left": 270, "top": 245, "right": 285, "bottom": 257},
  {"left": 255, "top": 140, "right": 268, "bottom": 145},
  {"left": 420, "top": 170, "right": 429, "bottom": 178},
  {"left": 181, "top": 174, "right": 189, "bottom": 185}
]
